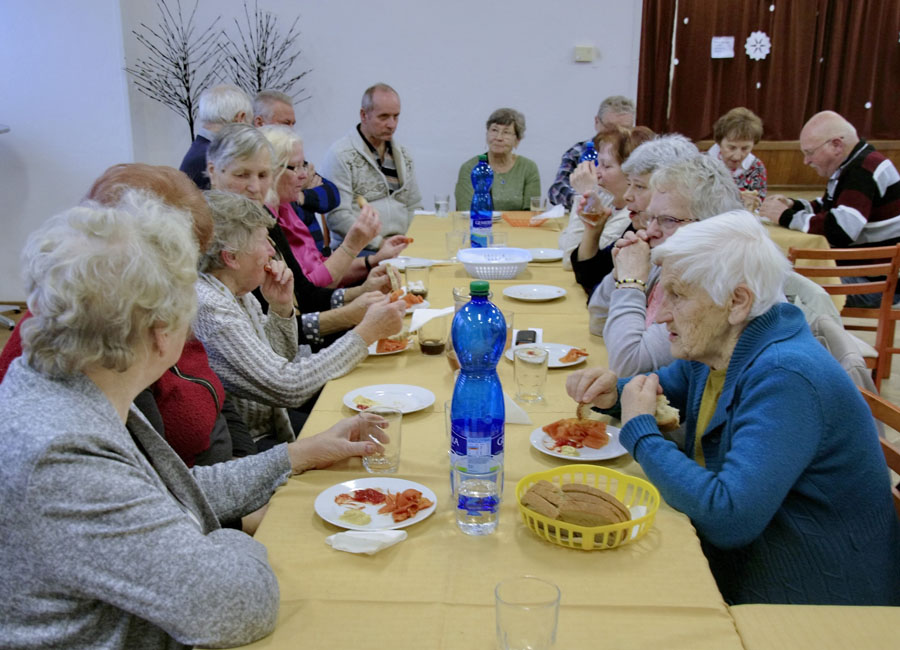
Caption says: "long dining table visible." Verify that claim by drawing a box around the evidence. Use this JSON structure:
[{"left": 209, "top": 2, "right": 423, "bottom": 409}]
[{"left": 237, "top": 213, "right": 862, "bottom": 649}]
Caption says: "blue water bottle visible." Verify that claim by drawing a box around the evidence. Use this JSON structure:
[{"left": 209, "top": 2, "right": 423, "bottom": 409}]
[
  {"left": 579, "top": 140, "right": 598, "bottom": 165},
  {"left": 450, "top": 280, "right": 505, "bottom": 535},
  {"left": 469, "top": 155, "right": 494, "bottom": 248}
]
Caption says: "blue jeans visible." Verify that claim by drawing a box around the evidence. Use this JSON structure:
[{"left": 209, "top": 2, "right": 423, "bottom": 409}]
[{"left": 841, "top": 275, "right": 900, "bottom": 308}]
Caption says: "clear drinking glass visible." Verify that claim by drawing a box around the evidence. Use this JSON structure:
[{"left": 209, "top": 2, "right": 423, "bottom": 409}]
[{"left": 495, "top": 576, "right": 560, "bottom": 650}]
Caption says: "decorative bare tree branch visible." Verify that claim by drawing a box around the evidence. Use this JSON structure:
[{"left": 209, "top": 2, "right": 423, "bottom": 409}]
[
  {"left": 125, "top": 0, "right": 221, "bottom": 139},
  {"left": 219, "top": 0, "right": 311, "bottom": 102}
]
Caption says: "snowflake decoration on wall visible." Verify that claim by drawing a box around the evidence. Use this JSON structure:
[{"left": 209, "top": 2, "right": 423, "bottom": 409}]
[{"left": 745, "top": 31, "right": 771, "bottom": 61}]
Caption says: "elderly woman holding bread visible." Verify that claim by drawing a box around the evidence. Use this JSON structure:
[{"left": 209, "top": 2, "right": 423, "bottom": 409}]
[{"left": 567, "top": 210, "right": 900, "bottom": 606}]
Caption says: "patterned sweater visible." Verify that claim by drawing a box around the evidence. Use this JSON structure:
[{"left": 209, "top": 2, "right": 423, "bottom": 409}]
[
  {"left": 547, "top": 139, "right": 589, "bottom": 210},
  {"left": 194, "top": 274, "right": 368, "bottom": 441},
  {"left": 779, "top": 140, "right": 900, "bottom": 250},
  {"left": 614, "top": 303, "right": 900, "bottom": 605}
]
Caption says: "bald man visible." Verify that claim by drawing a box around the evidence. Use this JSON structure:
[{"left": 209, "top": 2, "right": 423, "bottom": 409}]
[{"left": 760, "top": 111, "right": 900, "bottom": 306}]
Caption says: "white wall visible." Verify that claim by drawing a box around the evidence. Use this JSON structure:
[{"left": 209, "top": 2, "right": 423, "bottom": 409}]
[
  {"left": 0, "top": 0, "right": 641, "bottom": 300},
  {"left": 0, "top": 0, "right": 134, "bottom": 300},
  {"left": 122, "top": 0, "right": 642, "bottom": 206}
]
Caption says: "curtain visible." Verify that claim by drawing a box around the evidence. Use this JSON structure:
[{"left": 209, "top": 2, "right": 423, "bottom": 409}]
[
  {"left": 636, "top": 0, "right": 899, "bottom": 140},
  {"left": 636, "top": 0, "right": 678, "bottom": 131}
]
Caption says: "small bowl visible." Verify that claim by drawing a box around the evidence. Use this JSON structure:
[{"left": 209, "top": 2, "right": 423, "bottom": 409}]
[{"left": 457, "top": 247, "right": 532, "bottom": 280}]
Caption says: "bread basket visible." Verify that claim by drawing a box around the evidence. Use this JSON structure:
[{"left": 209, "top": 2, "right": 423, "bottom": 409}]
[
  {"left": 457, "top": 247, "right": 532, "bottom": 280},
  {"left": 515, "top": 465, "right": 660, "bottom": 551}
]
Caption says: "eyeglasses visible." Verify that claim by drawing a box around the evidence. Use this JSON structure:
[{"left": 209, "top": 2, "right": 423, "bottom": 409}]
[
  {"left": 647, "top": 213, "right": 697, "bottom": 233},
  {"left": 488, "top": 126, "right": 517, "bottom": 139},
  {"left": 801, "top": 137, "right": 840, "bottom": 159}
]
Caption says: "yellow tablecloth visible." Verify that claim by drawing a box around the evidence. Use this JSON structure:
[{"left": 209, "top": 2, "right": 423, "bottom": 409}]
[
  {"left": 730, "top": 604, "right": 900, "bottom": 649},
  {"left": 239, "top": 214, "right": 747, "bottom": 649},
  {"left": 237, "top": 214, "right": 843, "bottom": 649}
]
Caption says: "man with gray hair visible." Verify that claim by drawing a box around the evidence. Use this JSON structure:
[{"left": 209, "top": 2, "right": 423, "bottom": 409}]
[
  {"left": 179, "top": 84, "right": 253, "bottom": 190},
  {"left": 320, "top": 83, "right": 422, "bottom": 254},
  {"left": 589, "top": 154, "right": 743, "bottom": 375},
  {"left": 548, "top": 95, "right": 636, "bottom": 210},
  {"left": 252, "top": 89, "right": 296, "bottom": 128},
  {"left": 760, "top": 110, "right": 900, "bottom": 306}
]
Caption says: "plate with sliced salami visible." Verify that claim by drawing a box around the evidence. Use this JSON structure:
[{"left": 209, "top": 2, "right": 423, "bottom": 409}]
[
  {"left": 315, "top": 478, "right": 437, "bottom": 530},
  {"left": 504, "top": 343, "right": 589, "bottom": 368},
  {"left": 530, "top": 421, "right": 628, "bottom": 461}
]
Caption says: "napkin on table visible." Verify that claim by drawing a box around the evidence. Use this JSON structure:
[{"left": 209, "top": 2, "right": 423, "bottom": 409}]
[
  {"left": 409, "top": 307, "right": 454, "bottom": 333},
  {"left": 503, "top": 392, "right": 532, "bottom": 425},
  {"left": 325, "top": 530, "right": 407, "bottom": 555},
  {"left": 530, "top": 204, "right": 566, "bottom": 224}
]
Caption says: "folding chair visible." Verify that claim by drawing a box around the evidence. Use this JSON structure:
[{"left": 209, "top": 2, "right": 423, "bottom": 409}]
[{"left": 788, "top": 244, "right": 900, "bottom": 391}]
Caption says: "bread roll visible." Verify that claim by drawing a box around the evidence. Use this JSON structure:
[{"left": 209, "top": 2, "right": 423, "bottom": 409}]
[{"left": 576, "top": 392, "right": 680, "bottom": 433}]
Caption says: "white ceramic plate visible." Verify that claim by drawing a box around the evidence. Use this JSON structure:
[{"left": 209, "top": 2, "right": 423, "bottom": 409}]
[
  {"left": 505, "top": 343, "right": 589, "bottom": 368},
  {"left": 378, "top": 257, "right": 435, "bottom": 271},
  {"left": 529, "top": 425, "right": 628, "bottom": 461},
  {"left": 527, "top": 248, "right": 564, "bottom": 262},
  {"left": 314, "top": 477, "right": 437, "bottom": 531},
  {"left": 367, "top": 338, "right": 413, "bottom": 356},
  {"left": 343, "top": 384, "right": 436, "bottom": 414},
  {"left": 502, "top": 284, "right": 567, "bottom": 302}
]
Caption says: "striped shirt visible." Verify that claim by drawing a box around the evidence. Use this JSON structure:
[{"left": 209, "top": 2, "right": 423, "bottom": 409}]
[
  {"left": 780, "top": 140, "right": 900, "bottom": 251},
  {"left": 357, "top": 124, "right": 400, "bottom": 194}
]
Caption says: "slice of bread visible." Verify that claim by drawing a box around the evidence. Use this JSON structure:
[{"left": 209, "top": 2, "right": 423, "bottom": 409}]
[
  {"left": 655, "top": 394, "right": 680, "bottom": 433},
  {"left": 558, "top": 499, "right": 620, "bottom": 527},
  {"left": 521, "top": 490, "right": 560, "bottom": 519},
  {"left": 561, "top": 483, "right": 630, "bottom": 522}
]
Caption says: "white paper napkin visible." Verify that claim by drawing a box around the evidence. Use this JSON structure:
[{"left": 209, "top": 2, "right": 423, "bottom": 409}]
[
  {"left": 503, "top": 392, "right": 532, "bottom": 425},
  {"left": 325, "top": 530, "right": 407, "bottom": 555},
  {"left": 409, "top": 307, "right": 454, "bottom": 333},
  {"left": 531, "top": 204, "right": 566, "bottom": 224}
]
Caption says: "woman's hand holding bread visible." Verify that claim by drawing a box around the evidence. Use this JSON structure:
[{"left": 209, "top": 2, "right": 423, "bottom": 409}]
[
  {"left": 620, "top": 373, "right": 662, "bottom": 426},
  {"left": 565, "top": 367, "right": 619, "bottom": 409}
]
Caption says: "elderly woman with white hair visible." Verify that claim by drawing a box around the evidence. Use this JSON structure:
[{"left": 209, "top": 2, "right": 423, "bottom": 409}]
[
  {"left": 0, "top": 193, "right": 394, "bottom": 648},
  {"left": 194, "top": 190, "right": 405, "bottom": 448},
  {"left": 589, "top": 155, "right": 743, "bottom": 375},
  {"left": 565, "top": 132, "right": 695, "bottom": 294},
  {"left": 259, "top": 125, "right": 410, "bottom": 288},
  {"left": 568, "top": 210, "right": 900, "bottom": 605}
]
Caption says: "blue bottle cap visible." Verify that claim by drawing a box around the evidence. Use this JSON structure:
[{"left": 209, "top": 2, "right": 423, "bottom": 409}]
[{"left": 469, "top": 280, "right": 490, "bottom": 296}]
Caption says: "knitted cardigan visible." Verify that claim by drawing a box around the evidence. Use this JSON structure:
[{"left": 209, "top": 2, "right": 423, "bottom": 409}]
[{"left": 614, "top": 303, "right": 900, "bottom": 605}]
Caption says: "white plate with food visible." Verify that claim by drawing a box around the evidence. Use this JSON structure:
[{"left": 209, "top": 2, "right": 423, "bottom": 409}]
[
  {"left": 505, "top": 343, "right": 589, "bottom": 368},
  {"left": 378, "top": 257, "right": 435, "bottom": 271},
  {"left": 315, "top": 477, "right": 437, "bottom": 531},
  {"left": 367, "top": 338, "right": 413, "bottom": 356},
  {"left": 502, "top": 284, "right": 567, "bottom": 301},
  {"left": 343, "top": 384, "right": 436, "bottom": 414},
  {"left": 530, "top": 424, "right": 628, "bottom": 461},
  {"left": 527, "top": 248, "right": 564, "bottom": 262}
]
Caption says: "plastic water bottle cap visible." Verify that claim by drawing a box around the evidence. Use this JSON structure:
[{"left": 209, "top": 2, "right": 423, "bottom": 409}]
[
  {"left": 469, "top": 280, "right": 490, "bottom": 296},
  {"left": 478, "top": 154, "right": 488, "bottom": 162}
]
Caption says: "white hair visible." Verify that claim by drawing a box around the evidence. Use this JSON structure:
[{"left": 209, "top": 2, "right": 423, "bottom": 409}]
[
  {"left": 200, "top": 190, "right": 276, "bottom": 273},
  {"left": 621, "top": 134, "right": 698, "bottom": 176},
  {"left": 651, "top": 210, "right": 790, "bottom": 319},
  {"left": 253, "top": 89, "right": 293, "bottom": 122},
  {"left": 197, "top": 84, "right": 253, "bottom": 127},
  {"left": 258, "top": 124, "right": 303, "bottom": 204},
  {"left": 649, "top": 154, "right": 743, "bottom": 220},
  {"left": 20, "top": 191, "right": 198, "bottom": 377},
  {"left": 206, "top": 123, "right": 274, "bottom": 176}
]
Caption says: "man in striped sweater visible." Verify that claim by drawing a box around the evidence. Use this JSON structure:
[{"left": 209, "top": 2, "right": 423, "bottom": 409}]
[{"left": 761, "top": 111, "right": 900, "bottom": 306}]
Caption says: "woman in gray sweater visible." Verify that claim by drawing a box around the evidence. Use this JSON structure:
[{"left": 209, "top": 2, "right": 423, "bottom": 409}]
[{"left": 0, "top": 191, "right": 388, "bottom": 649}]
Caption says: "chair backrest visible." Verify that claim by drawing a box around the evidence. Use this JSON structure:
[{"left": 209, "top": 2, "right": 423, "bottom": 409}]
[
  {"left": 859, "top": 388, "right": 900, "bottom": 519},
  {"left": 789, "top": 244, "right": 900, "bottom": 389}
]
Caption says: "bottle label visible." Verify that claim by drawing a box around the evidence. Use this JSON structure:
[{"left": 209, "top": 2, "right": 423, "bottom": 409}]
[{"left": 470, "top": 229, "right": 489, "bottom": 248}]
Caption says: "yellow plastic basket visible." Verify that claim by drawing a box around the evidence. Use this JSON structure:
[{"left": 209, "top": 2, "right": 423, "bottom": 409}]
[{"left": 515, "top": 465, "right": 660, "bottom": 551}]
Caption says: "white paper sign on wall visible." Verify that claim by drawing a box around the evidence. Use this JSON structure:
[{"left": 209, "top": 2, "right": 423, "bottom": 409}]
[{"left": 711, "top": 36, "right": 735, "bottom": 59}]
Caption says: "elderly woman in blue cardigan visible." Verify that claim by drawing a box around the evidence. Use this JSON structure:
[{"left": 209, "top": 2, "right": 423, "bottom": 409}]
[{"left": 566, "top": 210, "right": 900, "bottom": 605}]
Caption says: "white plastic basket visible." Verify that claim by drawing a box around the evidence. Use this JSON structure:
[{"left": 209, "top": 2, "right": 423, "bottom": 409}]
[{"left": 457, "top": 247, "right": 532, "bottom": 280}]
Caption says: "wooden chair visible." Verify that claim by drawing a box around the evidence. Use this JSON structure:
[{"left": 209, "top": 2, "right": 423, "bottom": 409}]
[
  {"left": 788, "top": 244, "right": 900, "bottom": 390},
  {"left": 859, "top": 388, "right": 900, "bottom": 519}
]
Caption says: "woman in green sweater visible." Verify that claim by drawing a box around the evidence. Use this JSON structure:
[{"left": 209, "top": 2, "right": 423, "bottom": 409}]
[{"left": 455, "top": 107, "right": 540, "bottom": 211}]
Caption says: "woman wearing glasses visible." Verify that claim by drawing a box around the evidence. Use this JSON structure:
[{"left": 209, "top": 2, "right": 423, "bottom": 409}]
[
  {"left": 259, "top": 125, "right": 409, "bottom": 288},
  {"left": 454, "top": 107, "right": 540, "bottom": 211},
  {"left": 588, "top": 155, "right": 743, "bottom": 376}
]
